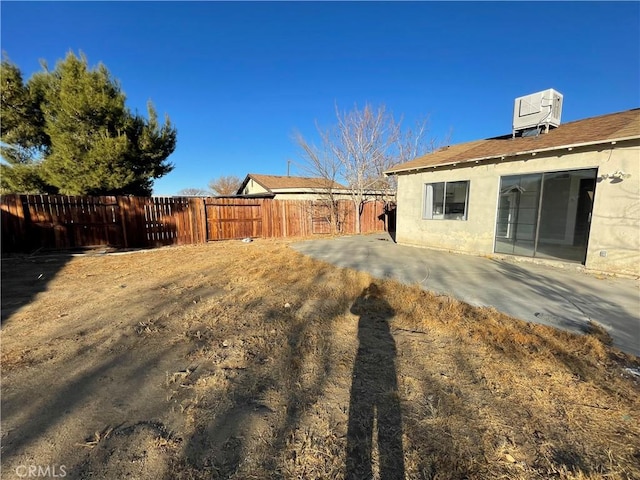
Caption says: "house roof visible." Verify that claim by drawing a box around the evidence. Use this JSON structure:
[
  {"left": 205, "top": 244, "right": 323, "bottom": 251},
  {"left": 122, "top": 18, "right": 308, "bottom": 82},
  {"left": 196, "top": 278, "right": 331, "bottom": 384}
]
[
  {"left": 386, "top": 108, "right": 640, "bottom": 175},
  {"left": 237, "top": 174, "right": 347, "bottom": 193}
]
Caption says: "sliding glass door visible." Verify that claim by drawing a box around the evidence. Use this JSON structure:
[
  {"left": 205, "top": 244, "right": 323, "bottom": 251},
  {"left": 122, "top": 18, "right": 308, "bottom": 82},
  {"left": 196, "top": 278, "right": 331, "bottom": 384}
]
[{"left": 494, "top": 168, "right": 597, "bottom": 263}]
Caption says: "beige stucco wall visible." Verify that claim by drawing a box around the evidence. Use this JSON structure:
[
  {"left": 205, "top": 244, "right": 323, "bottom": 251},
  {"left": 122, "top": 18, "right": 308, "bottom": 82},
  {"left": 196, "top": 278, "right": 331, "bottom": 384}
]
[
  {"left": 242, "top": 179, "right": 270, "bottom": 195},
  {"left": 586, "top": 143, "right": 640, "bottom": 275},
  {"left": 395, "top": 140, "right": 640, "bottom": 276},
  {"left": 271, "top": 192, "right": 353, "bottom": 201},
  {"left": 241, "top": 182, "right": 357, "bottom": 201}
]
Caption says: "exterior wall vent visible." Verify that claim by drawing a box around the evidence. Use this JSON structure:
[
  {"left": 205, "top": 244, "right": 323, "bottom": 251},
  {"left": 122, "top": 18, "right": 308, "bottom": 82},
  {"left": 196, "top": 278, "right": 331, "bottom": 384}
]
[{"left": 512, "top": 88, "right": 563, "bottom": 137}]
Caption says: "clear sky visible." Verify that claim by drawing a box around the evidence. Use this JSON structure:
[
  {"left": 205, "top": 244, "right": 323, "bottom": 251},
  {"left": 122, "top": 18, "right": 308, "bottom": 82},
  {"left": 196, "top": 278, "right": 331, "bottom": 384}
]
[{"left": 2, "top": 1, "right": 639, "bottom": 195}]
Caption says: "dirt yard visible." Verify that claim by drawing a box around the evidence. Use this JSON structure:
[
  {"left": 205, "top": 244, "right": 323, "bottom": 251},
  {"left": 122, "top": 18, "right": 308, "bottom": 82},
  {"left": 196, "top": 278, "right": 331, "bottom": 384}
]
[{"left": 1, "top": 239, "right": 639, "bottom": 480}]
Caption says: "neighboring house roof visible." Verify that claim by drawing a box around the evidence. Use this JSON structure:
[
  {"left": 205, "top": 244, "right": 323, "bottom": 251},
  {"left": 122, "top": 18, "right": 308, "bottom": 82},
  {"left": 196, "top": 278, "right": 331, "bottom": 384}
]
[
  {"left": 386, "top": 108, "right": 640, "bottom": 175},
  {"left": 237, "top": 174, "right": 347, "bottom": 193}
]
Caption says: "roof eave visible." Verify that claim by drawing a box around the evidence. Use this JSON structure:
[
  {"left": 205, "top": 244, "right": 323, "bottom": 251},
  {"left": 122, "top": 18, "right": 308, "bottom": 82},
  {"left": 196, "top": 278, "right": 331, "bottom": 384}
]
[
  {"left": 237, "top": 174, "right": 274, "bottom": 194},
  {"left": 248, "top": 174, "right": 274, "bottom": 193},
  {"left": 385, "top": 135, "right": 640, "bottom": 175}
]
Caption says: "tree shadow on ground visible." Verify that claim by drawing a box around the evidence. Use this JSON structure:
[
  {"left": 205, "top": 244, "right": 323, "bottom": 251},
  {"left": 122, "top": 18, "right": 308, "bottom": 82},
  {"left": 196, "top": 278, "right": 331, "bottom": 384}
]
[
  {"left": 490, "top": 259, "right": 640, "bottom": 357},
  {"left": 1, "top": 254, "right": 72, "bottom": 326},
  {"left": 0, "top": 264, "right": 236, "bottom": 477},
  {"left": 346, "top": 283, "right": 405, "bottom": 480}
]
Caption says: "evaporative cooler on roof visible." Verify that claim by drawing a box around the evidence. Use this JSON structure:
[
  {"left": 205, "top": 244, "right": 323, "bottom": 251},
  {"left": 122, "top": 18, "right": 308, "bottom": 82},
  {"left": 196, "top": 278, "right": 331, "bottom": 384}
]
[{"left": 512, "top": 88, "right": 563, "bottom": 137}]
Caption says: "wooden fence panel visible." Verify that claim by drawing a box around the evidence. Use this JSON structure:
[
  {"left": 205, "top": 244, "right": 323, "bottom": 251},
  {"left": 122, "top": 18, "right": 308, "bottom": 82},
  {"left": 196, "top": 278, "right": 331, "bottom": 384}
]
[
  {"left": 360, "top": 201, "right": 386, "bottom": 233},
  {"left": 49, "top": 195, "right": 68, "bottom": 249},
  {"left": 143, "top": 197, "right": 174, "bottom": 247},
  {"left": 282, "top": 201, "right": 300, "bottom": 237},
  {"left": 25, "top": 195, "right": 49, "bottom": 249},
  {"left": 175, "top": 198, "right": 194, "bottom": 245},
  {"left": 117, "top": 197, "right": 142, "bottom": 248},
  {"left": 141, "top": 197, "right": 207, "bottom": 247},
  {"left": 339, "top": 200, "right": 355, "bottom": 234},
  {"left": 1, "top": 194, "right": 390, "bottom": 253},
  {"left": 264, "top": 200, "right": 283, "bottom": 238},
  {"left": 188, "top": 198, "right": 207, "bottom": 245},
  {"left": 311, "top": 202, "right": 332, "bottom": 235},
  {"left": 1, "top": 194, "right": 123, "bottom": 251},
  {"left": 0, "top": 195, "right": 26, "bottom": 252},
  {"left": 205, "top": 198, "right": 263, "bottom": 241}
]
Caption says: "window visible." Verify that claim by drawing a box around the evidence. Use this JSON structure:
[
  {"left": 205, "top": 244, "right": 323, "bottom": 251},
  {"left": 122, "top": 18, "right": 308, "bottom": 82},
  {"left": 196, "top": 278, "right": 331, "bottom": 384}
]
[{"left": 423, "top": 181, "right": 469, "bottom": 220}]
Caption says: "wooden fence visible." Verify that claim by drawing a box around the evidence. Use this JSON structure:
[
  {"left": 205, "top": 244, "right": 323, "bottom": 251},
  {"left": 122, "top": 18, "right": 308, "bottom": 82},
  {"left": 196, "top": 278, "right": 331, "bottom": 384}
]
[{"left": 0, "top": 194, "right": 391, "bottom": 253}]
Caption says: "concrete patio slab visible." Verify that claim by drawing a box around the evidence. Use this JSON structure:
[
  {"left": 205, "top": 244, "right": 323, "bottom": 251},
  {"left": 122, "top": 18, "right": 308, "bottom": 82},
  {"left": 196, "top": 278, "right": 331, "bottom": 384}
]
[{"left": 291, "top": 233, "right": 640, "bottom": 357}]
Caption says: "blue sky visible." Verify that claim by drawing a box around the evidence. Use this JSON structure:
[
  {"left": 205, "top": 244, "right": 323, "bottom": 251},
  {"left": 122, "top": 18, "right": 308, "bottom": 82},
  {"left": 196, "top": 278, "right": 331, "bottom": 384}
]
[{"left": 2, "top": 1, "right": 639, "bottom": 195}]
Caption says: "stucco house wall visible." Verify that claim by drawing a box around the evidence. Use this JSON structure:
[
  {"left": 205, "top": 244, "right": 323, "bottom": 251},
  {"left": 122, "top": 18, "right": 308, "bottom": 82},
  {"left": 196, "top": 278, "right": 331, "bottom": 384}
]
[
  {"left": 395, "top": 140, "right": 639, "bottom": 276},
  {"left": 241, "top": 184, "right": 354, "bottom": 201},
  {"left": 267, "top": 191, "right": 354, "bottom": 201},
  {"left": 237, "top": 174, "right": 358, "bottom": 201},
  {"left": 241, "top": 179, "right": 270, "bottom": 195},
  {"left": 586, "top": 142, "right": 640, "bottom": 274}
]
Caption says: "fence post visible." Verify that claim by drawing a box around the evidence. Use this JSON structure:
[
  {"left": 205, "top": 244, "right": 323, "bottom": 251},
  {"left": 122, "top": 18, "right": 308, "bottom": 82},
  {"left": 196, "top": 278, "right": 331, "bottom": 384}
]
[{"left": 201, "top": 197, "right": 207, "bottom": 243}]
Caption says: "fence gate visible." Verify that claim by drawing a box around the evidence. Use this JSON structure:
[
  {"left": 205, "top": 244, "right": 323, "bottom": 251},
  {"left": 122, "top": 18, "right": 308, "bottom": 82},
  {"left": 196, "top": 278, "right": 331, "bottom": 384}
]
[{"left": 205, "top": 198, "right": 263, "bottom": 240}]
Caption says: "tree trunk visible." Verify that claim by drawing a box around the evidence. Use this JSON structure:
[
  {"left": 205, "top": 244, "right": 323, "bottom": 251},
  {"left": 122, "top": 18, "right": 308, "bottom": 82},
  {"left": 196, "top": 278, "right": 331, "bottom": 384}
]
[{"left": 354, "top": 200, "right": 361, "bottom": 234}]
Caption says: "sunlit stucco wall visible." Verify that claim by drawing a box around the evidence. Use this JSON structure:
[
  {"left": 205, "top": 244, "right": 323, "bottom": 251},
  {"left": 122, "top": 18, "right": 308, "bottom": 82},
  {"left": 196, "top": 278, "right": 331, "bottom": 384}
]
[
  {"left": 243, "top": 179, "right": 269, "bottom": 195},
  {"left": 394, "top": 140, "right": 639, "bottom": 276}
]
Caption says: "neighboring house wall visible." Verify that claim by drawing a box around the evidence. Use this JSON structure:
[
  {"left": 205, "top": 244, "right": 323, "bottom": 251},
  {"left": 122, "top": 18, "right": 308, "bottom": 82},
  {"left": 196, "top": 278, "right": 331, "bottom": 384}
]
[
  {"left": 239, "top": 177, "right": 352, "bottom": 200},
  {"left": 238, "top": 174, "right": 393, "bottom": 202},
  {"left": 395, "top": 140, "right": 639, "bottom": 276},
  {"left": 269, "top": 191, "right": 353, "bottom": 201},
  {"left": 242, "top": 179, "right": 270, "bottom": 195}
]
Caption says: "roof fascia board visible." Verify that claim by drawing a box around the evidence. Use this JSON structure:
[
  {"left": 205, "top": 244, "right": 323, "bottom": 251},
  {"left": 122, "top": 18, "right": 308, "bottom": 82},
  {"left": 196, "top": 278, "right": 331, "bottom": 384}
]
[{"left": 236, "top": 174, "right": 252, "bottom": 194}]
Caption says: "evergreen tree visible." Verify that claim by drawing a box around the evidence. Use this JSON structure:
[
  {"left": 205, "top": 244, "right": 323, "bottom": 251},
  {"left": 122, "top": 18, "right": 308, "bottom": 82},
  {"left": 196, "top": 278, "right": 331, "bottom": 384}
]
[
  {"left": 0, "top": 57, "right": 52, "bottom": 192},
  {"left": 1, "top": 52, "right": 176, "bottom": 195}
]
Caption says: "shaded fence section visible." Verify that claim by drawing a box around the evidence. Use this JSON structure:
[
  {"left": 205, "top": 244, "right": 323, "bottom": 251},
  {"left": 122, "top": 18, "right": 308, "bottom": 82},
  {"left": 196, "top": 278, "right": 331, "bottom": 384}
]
[
  {"left": 1, "top": 194, "right": 390, "bottom": 253},
  {"left": 1, "top": 195, "right": 207, "bottom": 253}
]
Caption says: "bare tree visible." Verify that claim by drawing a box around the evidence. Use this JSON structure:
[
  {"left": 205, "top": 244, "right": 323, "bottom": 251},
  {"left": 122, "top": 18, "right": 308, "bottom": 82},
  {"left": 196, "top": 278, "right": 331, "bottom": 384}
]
[
  {"left": 331, "top": 104, "right": 400, "bottom": 233},
  {"left": 293, "top": 130, "right": 344, "bottom": 234},
  {"left": 177, "top": 187, "right": 210, "bottom": 196},
  {"left": 208, "top": 175, "right": 242, "bottom": 196},
  {"left": 295, "top": 103, "right": 441, "bottom": 233}
]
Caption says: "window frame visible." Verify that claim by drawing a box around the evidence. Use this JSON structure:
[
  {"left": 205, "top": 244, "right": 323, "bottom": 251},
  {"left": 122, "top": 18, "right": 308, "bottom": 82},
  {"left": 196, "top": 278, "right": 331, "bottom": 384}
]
[{"left": 423, "top": 180, "right": 470, "bottom": 221}]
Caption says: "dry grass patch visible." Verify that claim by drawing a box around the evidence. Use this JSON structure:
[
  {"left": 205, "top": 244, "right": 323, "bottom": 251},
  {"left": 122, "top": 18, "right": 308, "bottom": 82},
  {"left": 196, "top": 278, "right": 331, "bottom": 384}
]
[{"left": 1, "top": 240, "right": 638, "bottom": 480}]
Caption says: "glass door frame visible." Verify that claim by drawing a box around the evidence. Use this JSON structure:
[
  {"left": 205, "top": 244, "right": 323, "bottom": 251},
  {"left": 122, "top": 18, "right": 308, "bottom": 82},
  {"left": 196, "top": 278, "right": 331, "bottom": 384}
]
[{"left": 493, "top": 168, "right": 597, "bottom": 264}]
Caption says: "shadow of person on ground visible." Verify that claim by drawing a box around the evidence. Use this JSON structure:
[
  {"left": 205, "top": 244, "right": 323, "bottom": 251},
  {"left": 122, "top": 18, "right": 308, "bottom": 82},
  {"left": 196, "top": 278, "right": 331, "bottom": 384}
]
[{"left": 346, "top": 283, "right": 405, "bottom": 480}]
